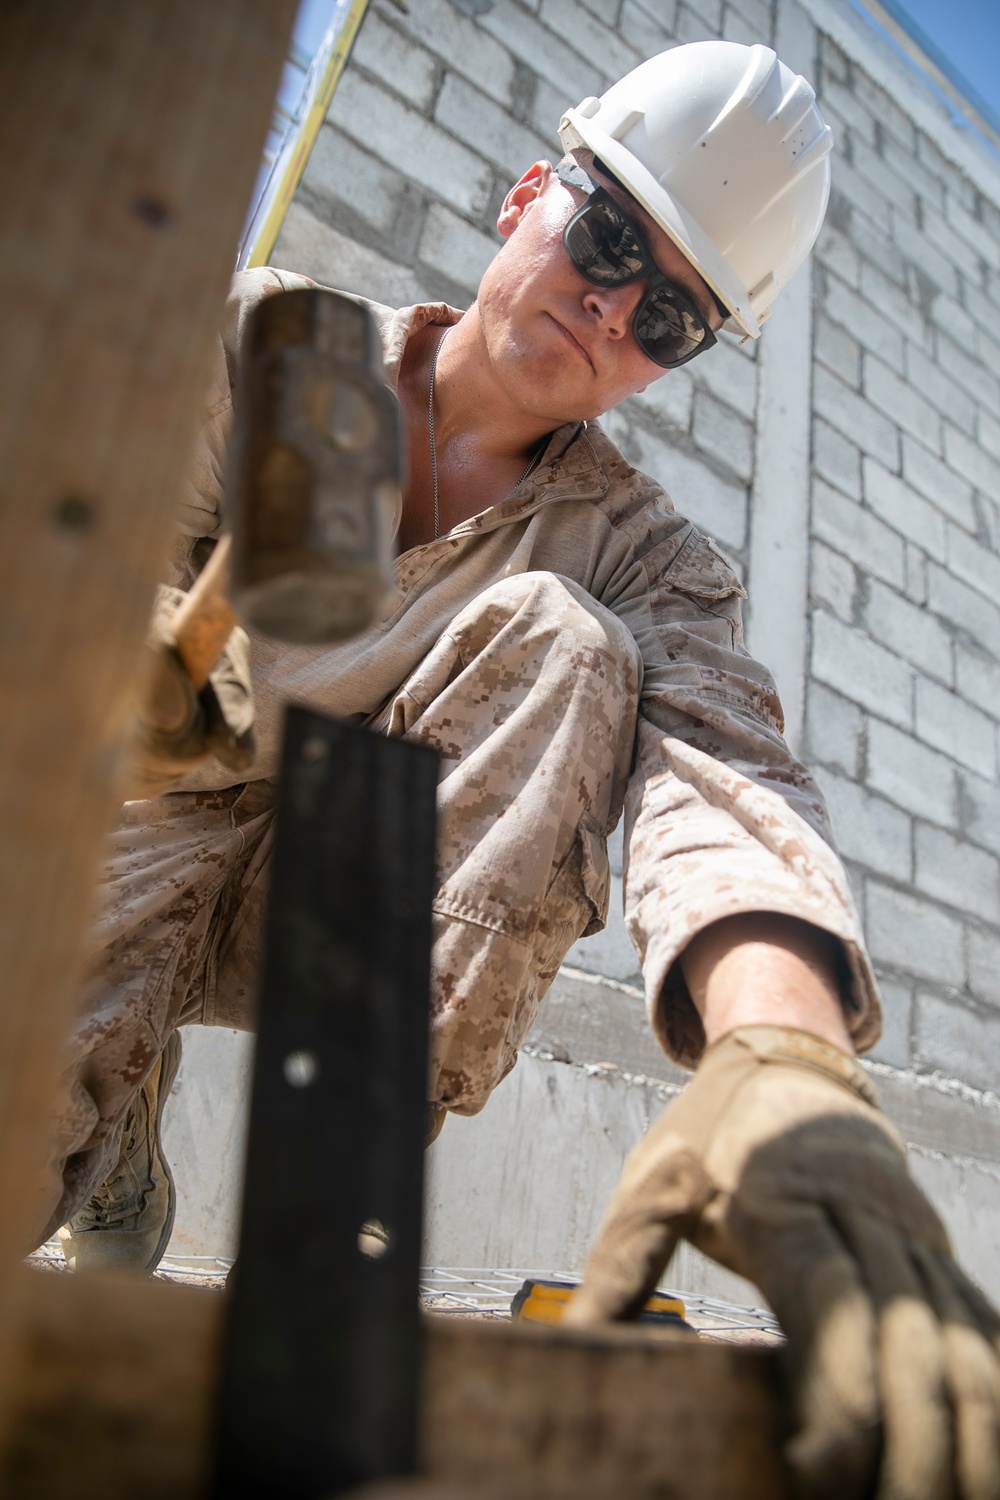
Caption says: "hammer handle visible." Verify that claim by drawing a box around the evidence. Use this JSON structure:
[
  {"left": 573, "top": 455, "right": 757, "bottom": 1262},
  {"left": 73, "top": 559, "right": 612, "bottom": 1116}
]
[{"left": 172, "top": 534, "right": 239, "bottom": 691}]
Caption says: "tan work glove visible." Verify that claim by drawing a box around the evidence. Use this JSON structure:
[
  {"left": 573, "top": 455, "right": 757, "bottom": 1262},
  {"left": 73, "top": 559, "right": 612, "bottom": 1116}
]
[
  {"left": 565, "top": 1025, "right": 1000, "bottom": 1500},
  {"left": 128, "top": 585, "right": 256, "bottom": 799}
]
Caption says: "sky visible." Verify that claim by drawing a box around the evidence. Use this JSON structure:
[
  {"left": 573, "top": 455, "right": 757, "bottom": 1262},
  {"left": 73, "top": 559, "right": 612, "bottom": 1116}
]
[{"left": 869, "top": 0, "right": 1000, "bottom": 133}]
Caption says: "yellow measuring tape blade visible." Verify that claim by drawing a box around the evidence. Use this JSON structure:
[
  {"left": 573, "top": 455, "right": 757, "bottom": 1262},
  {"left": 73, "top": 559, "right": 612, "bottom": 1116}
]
[{"left": 247, "top": 0, "right": 370, "bottom": 269}]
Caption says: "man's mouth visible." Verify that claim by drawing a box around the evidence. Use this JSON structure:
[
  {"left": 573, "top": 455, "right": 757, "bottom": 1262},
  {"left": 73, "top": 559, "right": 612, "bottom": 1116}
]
[{"left": 548, "top": 314, "right": 595, "bottom": 372}]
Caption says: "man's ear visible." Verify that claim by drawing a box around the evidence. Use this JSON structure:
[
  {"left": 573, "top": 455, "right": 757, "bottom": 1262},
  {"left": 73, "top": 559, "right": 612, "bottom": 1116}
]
[{"left": 497, "top": 160, "right": 553, "bottom": 240}]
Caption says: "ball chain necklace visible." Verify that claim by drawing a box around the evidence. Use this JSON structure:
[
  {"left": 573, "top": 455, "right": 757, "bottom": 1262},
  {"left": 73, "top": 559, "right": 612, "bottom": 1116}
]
[{"left": 427, "top": 327, "right": 543, "bottom": 541}]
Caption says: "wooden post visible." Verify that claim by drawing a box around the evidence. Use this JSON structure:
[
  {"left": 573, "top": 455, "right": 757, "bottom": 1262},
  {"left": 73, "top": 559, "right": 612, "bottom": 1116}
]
[
  {"left": 0, "top": 0, "right": 298, "bottom": 1428},
  {"left": 0, "top": 1271, "right": 792, "bottom": 1499}
]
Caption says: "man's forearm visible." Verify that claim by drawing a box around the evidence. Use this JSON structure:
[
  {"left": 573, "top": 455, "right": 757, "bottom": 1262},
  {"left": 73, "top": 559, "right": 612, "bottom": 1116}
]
[{"left": 679, "top": 912, "right": 855, "bottom": 1054}]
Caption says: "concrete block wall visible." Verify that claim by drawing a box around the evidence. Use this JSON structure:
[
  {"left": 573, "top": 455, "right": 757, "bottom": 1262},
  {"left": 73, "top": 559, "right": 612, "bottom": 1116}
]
[{"left": 164, "top": 0, "right": 1000, "bottom": 1305}]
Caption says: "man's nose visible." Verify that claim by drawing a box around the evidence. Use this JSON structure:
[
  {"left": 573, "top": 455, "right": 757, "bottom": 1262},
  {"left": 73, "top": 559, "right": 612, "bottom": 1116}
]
[{"left": 582, "top": 281, "right": 644, "bottom": 338}]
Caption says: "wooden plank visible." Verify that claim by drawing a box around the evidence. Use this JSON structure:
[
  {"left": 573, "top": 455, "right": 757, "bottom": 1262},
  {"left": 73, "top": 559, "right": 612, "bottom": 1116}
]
[
  {"left": 0, "top": 0, "right": 297, "bottom": 1416},
  {"left": 0, "top": 1271, "right": 791, "bottom": 1498}
]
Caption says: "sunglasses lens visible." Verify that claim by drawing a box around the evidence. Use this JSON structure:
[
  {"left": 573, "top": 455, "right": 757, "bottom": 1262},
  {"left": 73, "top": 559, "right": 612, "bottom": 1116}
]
[
  {"left": 635, "top": 286, "right": 709, "bottom": 367},
  {"left": 565, "top": 200, "right": 645, "bottom": 284}
]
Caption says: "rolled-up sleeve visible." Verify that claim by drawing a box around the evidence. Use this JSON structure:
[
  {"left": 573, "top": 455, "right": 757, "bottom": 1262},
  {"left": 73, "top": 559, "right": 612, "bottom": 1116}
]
[{"left": 619, "top": 523, "right": 882, "bottom": 1070}]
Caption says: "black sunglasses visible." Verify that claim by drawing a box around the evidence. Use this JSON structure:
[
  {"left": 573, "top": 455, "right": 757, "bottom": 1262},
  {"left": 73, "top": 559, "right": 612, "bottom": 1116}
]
[{"left": 556, "top": 160, "right": 724, "bottom": 370}]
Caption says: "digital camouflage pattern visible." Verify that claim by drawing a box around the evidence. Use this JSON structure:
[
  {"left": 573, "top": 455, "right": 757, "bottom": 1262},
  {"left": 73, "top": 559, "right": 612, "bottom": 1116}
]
[{"left": 40, "top": 269, "right": 881, "bottom": 1238}]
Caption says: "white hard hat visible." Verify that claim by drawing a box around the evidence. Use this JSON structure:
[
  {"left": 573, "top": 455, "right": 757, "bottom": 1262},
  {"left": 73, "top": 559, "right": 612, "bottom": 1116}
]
[{"left": 558, "top": 40, "right": 833, "bottom": 339}]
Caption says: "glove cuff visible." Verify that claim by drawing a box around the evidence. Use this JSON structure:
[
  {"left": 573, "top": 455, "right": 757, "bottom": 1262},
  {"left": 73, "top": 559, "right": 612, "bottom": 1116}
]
[{"left": 717, "top": 1025, "right": 879, "bottom": 1109}]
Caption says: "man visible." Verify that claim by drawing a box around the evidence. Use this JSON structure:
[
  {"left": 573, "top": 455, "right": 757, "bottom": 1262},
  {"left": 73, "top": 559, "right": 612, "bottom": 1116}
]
[{"left": 46, "top": 39, "right": 1000, "bottom": 1499}]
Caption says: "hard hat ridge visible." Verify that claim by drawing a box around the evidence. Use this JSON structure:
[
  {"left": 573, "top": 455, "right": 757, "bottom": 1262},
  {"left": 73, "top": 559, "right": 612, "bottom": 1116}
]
[{"left": 558, "top": 40, "right": 833, "bottom": 339}]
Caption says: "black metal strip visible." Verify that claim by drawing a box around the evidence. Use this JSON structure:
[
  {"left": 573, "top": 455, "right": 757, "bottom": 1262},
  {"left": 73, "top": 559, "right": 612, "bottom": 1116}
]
[{"left": 212, "top": 704, "right": 438, "bottom": 1498}]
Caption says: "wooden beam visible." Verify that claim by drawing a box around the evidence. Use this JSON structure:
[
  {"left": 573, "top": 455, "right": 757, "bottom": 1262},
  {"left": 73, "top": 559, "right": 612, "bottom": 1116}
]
[
  {"left": 0, "top": 1271, "right": 792, "bottom": 1498},
  {"left": 0, "top": 0, "right": 297, "bottom": 1418}
]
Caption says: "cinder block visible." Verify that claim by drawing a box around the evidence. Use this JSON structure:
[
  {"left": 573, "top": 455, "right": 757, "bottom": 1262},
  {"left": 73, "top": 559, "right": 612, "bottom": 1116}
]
[
  {"left": 574, "top": 0, "right": 621, "bottom": 24},
  {"left": 945, "top": 192, "right": 1000, "bottom": 272},
  {"left": 851, "top": 138, "right": 917, "bottom": 222},
  {"left": 867, "top": 882, "right": 963, "bottom": 983},
  {"left": 879, "top": 135, "right": 946, "bottom": 214},
  {"left": 816, "top": 223, "right": 861, "bottom": 290},
  {"left": 721, "top": 5, "right": 761, "bottom": 46},
  {"left": 696, "top": 337, "right": 758, "bottom": 420},
  {"left": 301, "top": 125, "right": 408, "bottom": 236},
  {"left": 539, "top": 0, "right": 643, "bottom": 80},
  {"left": 915, "top": 824, "right": 1000, "bottom": 923},
  {"left": 819, "top": 77, "right": 876, "bottom": 146},
  {"left": 960, "top": 767, "right": 1000, "bottom": 858},
  {"left": 527, "top": 76, "right": 574, "bottom": 148},
  {"left": 815, "top": 314, "right": 860, "bottom": 388},
  {"left": 813, "top": 366, "right": 900, "bottom": 470},
  {"left": 905, "top": 542, "right": 928, "bottom": 606},
  {"left": 937, "top": 336, "right": 1000, "bottom": 411},
  {"left": 922, "top": 203, "right": 988, "bottom": 285},
  {"left": 811, "top": 610, "right": 913, "bottom": 728},
  {"left": 902, "top": 436, "right": 977, "bottom": 532},
  {"left": 812, "top": 479, "right": 905, "bottom": 589},
  {"left": 929, "top": 291, "right": 978, "bottom": 350},
  {"left": 819, "top": 33, "right": 850, "bottom": 85},
  {"left": 814, "top": 417, "right": 862, "bottom": 499},
  {"left": 674, "top": 3, "right": 718, "bottom": 44},
  {"left": 692, "top": 392, "right": 754, "bottom": 482},
  {"left": 351, "top": 9, "right": 438, "bottom": 112},
  {"left": 891, "top": 213, "right": 960, "bottom": 301},
  {"left": 947, "top": 524, "right": 1000, "bottom": 604},
  {"left": 956, "top": 642, "right": 1000, "bottom": 714},
  {"left": 726, "top": 0, "right": 770, "bottom": 41},
  {"left": 417, "top": 202, "right": 500, "bottom": 295},
  {"left": 816, "top": 767, "right": 912, "bottom": 881},
  {"left": 479, "top": 0, "right": 605, "bottom": 99},
  {"left": 628, "top": 428, "right": 748, "bottom": 552},
  {"left": 980, "top": 409, "right": 1000, "bottom": 466},
  {"left": 681, "top": 0, "right": 723, "bottom": 32},
  {"left": 862, "top": 458, "right": 947, "bottom": 560},
  {"left": 859, "top": 261, "right": 931, "bottom": 349},
  {"left": 863, "top": 355, "right": 942, "bottom": 452},
  {"left": 867, "top": 976, "right": 912, "bottom": 1068},
  {"left": 914, "top": 995, "right": 1000, "bottom": 1094},
  {"left": 810, "top": 540, "right": 857, "bottom": 623},
  {"left": 967, "top": 925, "right": 1000, "bottom": 1009},
  {"left": 927, "top": 563, "right": 1000, "bottom": 657},
  {"left": 978, "top": 327, "right": 1000, "bottom": 384},
  {"left": 328, "top": 71, "right": 492, "bottom": 218},
  {"left": 271, "top": 202, "right": 430, "bottom": 307},
  {"left": 435, "top": 73, "right": 552, "bottom": 183},
  {"left": 830, "top": 154, "right": 891, "bottom": 236},
  {"left": 865, "top": 578, "right": 953, "bottom": 684},
  {"left": 804, "top": 678, "right": 865, "bottom": 779},
  {"left": 944, "top": 424, "right": 1000, "bottom": 500},
  {"left": 375, "top": 0, "right": 516, "bottom": 107},
  {"left": 628, "top": 367, "right": 695, "bottom": 432},
  {"left": 619, "top": 0, "right": 677, "bottom": 59},
  {"left": 904, "top": 345, "right": 976, "bottom": 437},
  {"left": 866, "top": 718, "right": 958, "bottom": 828},
  {"left": 852, "top": 69, "right": 916, "bottom": 152},
  {"left": 916, "top": 677, "right": 997, "bottom": 778}
]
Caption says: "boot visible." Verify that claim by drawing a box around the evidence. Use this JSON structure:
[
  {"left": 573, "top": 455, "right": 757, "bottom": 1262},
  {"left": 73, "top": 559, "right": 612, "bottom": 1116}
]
[{"left": 59, "top": 1030, "right": 182, "bottom": 1275}]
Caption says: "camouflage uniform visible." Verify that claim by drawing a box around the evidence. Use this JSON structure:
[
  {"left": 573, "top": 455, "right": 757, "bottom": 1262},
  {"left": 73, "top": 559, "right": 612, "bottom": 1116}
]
[{"left": 42, "top": 269, "right": 882, "bottom": 1237}]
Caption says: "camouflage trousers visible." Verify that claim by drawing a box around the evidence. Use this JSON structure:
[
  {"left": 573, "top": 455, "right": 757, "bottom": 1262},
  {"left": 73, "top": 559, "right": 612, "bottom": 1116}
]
[{"left": 41, "top": 573, "right": 642, "bottom": 1237}]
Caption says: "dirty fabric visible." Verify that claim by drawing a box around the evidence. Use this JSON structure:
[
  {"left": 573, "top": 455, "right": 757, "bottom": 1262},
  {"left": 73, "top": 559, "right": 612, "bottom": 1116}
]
[{"left": 44, "top": 268, "right": 881, "bottom": 1233}]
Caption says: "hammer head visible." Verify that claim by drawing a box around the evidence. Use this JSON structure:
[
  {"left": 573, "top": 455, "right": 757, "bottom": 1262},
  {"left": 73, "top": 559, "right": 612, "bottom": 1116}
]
[{"left": 229, "top": 288, "right": 403, "bottom": 644}]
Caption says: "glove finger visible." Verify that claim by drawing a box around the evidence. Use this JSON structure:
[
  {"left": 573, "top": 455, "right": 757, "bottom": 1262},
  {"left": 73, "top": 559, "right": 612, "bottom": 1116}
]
[
  {"left": 745, "top": 1210, "right": 880, "bottom": 1500},
  {"left": 564, "top": 1147, "right": 709, "bottom": 1326},
  {"left": 838, "top": 1206, "right": 953, "bottom": 1500},
  {"left": 913, "top": 1247, "right": 1000, "bottom": 1500}
]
